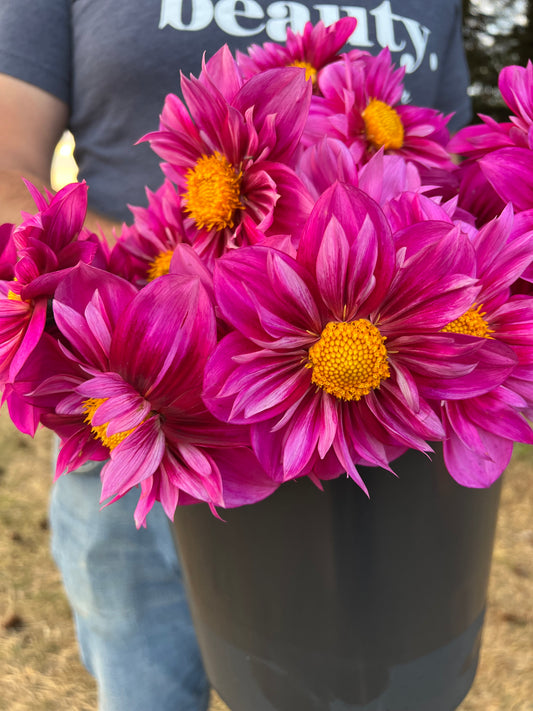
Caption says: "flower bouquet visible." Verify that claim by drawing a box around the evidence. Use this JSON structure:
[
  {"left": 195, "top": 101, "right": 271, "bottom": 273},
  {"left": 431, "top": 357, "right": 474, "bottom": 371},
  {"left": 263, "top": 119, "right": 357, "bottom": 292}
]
[{"left": 1, "top": 18, "right": 532, "bottom": 710}]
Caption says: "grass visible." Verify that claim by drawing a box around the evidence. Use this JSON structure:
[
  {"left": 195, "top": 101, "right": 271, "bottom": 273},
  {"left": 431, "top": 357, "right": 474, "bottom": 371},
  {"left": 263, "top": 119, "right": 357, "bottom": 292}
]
[{"left": 0, "top": 408, "right": 531, "bottom": 710}]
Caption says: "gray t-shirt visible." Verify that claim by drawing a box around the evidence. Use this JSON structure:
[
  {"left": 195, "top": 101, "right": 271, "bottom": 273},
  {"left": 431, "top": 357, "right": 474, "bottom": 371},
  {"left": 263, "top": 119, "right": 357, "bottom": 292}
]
[{"left": 0, "top": 0, "right": 471, "bottom": 222}]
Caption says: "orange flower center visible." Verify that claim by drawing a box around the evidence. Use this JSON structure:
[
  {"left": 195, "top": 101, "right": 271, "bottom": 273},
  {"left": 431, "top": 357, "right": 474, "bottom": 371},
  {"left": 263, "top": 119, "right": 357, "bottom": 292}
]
[
  {"left": 307, "top": 319, "right": 390, "bottom": 401},
  {"left": 83, "top": 398, "right": 140, "bottom": 450},
  {"left": 183, "top": 152, "right": 243, "bottom": 231},
  {"left": 362, "top": 99, "right": 404, "bottom": 150},
  {"left": 147, "top": 249, "right": 174, "bottom": 281},
  {"left": 289, "top": 60, "right": 318, "bottom": 84},
  {"left": 441, "top": 304, "right": 493, "bottom": 338}
]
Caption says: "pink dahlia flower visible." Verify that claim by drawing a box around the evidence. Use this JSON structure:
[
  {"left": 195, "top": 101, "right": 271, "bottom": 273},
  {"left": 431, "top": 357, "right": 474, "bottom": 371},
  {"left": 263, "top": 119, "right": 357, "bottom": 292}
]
[
  {"left": 48, "top": 264, "right": 275, "bottom": 526},
  {"left": 236, "top": 18, "right": 357, "bottom": 90},
  {"left": 450, "top": 61, "right": 533, "bottom": 160},
  {"left": 297, "top": 139, "right": 423, "bottom": 205},
  {"left": 203, "top": 183, "right": 494, "bottom": 490},
  {"left": 0, "top": 181, "right": 106, "bottom": 385},
  {"left": 142, "top": 47, "right": 314, "bottom": 267},
  {"left": 437, "top": 204, "right": 533, "bottom": 486},
  {"left": 303, "top": 48, "right": 453, "bottom": 172},
  {"left": 109, "top": 180, "right": 187, "bottom": 286},
  {"left": 449, "top": 61, "right": 533, "bottom": 225}
]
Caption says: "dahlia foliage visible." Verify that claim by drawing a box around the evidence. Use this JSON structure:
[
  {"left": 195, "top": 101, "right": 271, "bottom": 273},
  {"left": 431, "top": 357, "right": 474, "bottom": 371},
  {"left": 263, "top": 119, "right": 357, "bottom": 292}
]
[{"left": 1, "top": 21, "right": 533, "bottom": 525}]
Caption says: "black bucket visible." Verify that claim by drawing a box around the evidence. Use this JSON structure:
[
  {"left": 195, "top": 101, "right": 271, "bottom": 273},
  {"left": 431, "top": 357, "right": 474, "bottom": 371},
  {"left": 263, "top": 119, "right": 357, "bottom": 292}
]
[{"left": 172, "top": 446, "right": 501, "bottom": 711}]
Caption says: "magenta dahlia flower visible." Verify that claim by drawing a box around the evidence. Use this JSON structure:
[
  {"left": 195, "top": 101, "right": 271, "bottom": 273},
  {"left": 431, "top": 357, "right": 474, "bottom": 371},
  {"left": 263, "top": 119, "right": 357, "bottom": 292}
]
[
  {"left": 297, "top": 138, "right": 426, "bottom": 212},
  {"left": 450, "top": 61, "right": 533, "bottom": 161},
  {"left": 142, "top": 46, "right": 314, "bottom": 267},
  {"left": 109, "top": 180, "right": 187, "bottom": 286},
  {"left": 236, "top": 18, "right": 357, "bottom": 89},
  {"left": 437, "top": 204, "right": 533, "bottom": 486},
  {"left": 449, "top": 61, "right": 533, "bottom": 225},
  {"left": 303, "top": 48, "right": 453, "bottom": 172},
  {"left": 7, "top": 263, "right": 139, "bottom": 446},
  {"left": 0, "top": 181, "right": 106, "bottom": 385},
  {"left": 46, "top": 264, "right": 275, "bottom": 526},
  {"left": 203, "top": 183, "right": 497, "bottom": 490}
]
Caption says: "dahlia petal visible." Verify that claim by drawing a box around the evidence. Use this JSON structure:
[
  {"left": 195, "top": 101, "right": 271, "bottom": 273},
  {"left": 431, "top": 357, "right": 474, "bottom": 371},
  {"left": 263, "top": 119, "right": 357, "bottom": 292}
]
[
  {"left": 212, "top": 447, "right": 279, "bottom": 507},
  {"left": 339, "top": 404, "right": 399, "bottom": 470},
  {"left": 332, "top": 427, "right": 369, "bottom": 495},
  {"left": 9, "top": 299, "right": 47, "bottom": 380},
  {"left": 100, "top": 417, "right": 165, "bottom": 500},
  {"left": 366, "top": 385, "right": 445, "bottom": 448},
  {"left": 233, "top": 67, "right": 312, "bottom": 162},
  {"left": 169, "top": 244, "right": 214, "bottom": 301},
  {"left": 317, "top": 392, "right": 339, "bottom": 459},
  {"left": 231, "top": 361, "right": 310, "bottom": 422},
  {"left": 281, "top": 392, "right": 322, "bottom": 479},
  {"left": 156, "top": 457, "right": 181, "bottom": 521},
  {"left": 200, "top": 45, "right": 244, "bottom": 104},
  {"left": 402, "top": 336, "right": 517, "bottom": 400},
  {"left": 175, "top": 443, "right": 224, "bottom": 505},
  {"left": 498, "top": 62, "right": 533, "bottom": 127},
  {"left": 250, "top": 162, "right": 314, "bottom": 238},
  {"left": 443, "top": 423, "right": 512, "bottom": 488},
  {"left": 480, "top": 147, "right": 533, "bottom": 211},
  {"left": 55, "top": 429, "right": 107, "bottom": 478},
  {"left": 315, "top": 215, "right": 350, "bottom": 319},
  {"left": 214, "top": 247, "right": 321, "bottom": 340},
  {"left": 133, "top": 478, "right": 160, "bottom": 529},
  {"left": 111, "top": 275, "right": 216, "bottom": 401},
  {"left": 93, "top": 394, "right": 151, "bottom": 435},
  {"left": 250, "top": 418, "right": 291, "bottom": 482},
  {"left": 298, "top": 183, "right": 395, "bottom": 315},
  {"left": 459, "top": 393, "right": 533, "bottom": 444}
]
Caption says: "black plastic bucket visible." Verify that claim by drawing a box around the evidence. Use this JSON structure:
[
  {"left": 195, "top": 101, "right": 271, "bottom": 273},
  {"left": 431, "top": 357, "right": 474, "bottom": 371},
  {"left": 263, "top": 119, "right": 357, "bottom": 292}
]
[{"left": 172, "top": 446, "right": 501, "bottom": 711}]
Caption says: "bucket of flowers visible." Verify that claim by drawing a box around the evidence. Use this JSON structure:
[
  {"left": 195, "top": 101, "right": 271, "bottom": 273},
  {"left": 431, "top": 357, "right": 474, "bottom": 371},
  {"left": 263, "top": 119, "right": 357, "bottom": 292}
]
[{"left": 1, "top": 19, "right": 532, "bottom": 711}]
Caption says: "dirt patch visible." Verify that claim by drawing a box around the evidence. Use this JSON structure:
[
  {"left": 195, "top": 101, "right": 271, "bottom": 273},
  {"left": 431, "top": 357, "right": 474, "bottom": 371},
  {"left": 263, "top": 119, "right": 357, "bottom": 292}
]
[{"left": 1, "top": 408, "right": 531, "bottom": 710}]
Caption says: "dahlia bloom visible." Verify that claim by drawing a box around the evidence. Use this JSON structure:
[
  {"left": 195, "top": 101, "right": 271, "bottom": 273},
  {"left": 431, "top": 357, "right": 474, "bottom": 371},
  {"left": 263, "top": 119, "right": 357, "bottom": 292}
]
[
  {"left": 449, "top": 61, "right": 533, "bottom": 160},
  {"left": 437, "top": 205, "right": 533, "bottom": 486},
  {"left": 0, "top": 181, "right": 106, "bottom": 385},
  {"left": 47, "top": 264, "right": 275, "bottom": 526},
  {"left": 109, "top": 180, "right": 187, "bottom": 286},
  {"left": 449, "top": 61, "right": 533, "bottom": 224},
  {"left": 297, "top": 139, "right": 422, "bottom": 204},
  {"left": 236, "top": 18, "right": 357, "bottom": 89},
  {"left": 203, "top": 183, "right": 495, "bottom": 489},
  {"left": 142, "top": 47, "right": 314, "bottom": 267},
  {"left": 303, "top": 48, "right": 453, "bottom": 172}
]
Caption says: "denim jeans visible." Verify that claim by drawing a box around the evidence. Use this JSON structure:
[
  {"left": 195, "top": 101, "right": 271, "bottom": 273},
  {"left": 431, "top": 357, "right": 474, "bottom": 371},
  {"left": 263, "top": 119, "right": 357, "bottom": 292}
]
[{"left": 49, "top": 460, "right": 209, "bottom": 711}]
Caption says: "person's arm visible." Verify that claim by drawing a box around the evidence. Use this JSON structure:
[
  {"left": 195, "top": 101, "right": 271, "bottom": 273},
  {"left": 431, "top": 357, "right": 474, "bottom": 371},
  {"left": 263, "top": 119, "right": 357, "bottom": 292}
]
[{"left": 0, "top": 73, "right": 120, "bottom": 242}]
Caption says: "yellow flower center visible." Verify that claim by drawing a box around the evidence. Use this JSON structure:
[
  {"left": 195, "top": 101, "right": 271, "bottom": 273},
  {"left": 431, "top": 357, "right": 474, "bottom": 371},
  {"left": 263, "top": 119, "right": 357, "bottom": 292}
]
[
  {"left": 362, "top": 99, "right": 404, "bottom": 150},
  {"left": 147, "top": 249, "right": 174, "bottom": 281},
  {"left": 183, "top": 152, "right": 243, "bottom": 231},
  {"left": 289, "top": 60, "right": 318, "bottom": 84},
  {"left": 83, "top": 398, "right": 139, "bottom": 451},
  {"left": 307, "top": 319, "right": 390, "bottom": 401},
  {"left": 441, "top": 304, "right": 493, "bottom": 338}
]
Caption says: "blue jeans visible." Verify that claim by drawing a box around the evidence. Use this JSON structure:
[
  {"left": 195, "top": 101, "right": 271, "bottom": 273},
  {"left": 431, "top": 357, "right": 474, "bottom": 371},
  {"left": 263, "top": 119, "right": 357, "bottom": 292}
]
[{"left": 49, "top": 461, "right": 209, "bottom": 711}]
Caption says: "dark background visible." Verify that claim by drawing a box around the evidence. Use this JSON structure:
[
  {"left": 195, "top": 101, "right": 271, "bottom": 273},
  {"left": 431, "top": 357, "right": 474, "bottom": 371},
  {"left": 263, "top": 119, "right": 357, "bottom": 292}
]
[{"left": 463, "top": 0, "right": 533, "bottom": 121}]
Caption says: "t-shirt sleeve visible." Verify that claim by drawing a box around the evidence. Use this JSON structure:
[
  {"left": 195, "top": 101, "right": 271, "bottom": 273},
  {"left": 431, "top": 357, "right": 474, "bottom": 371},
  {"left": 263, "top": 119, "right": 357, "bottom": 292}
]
[
  {"left": 436, "top": 1, "right": 472, "bottom": 131},
  {"left": 0, "top": 0, "right": 71, "bottom": 105}
]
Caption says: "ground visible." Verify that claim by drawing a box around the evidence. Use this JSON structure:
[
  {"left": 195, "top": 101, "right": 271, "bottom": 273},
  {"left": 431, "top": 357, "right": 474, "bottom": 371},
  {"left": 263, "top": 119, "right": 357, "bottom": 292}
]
[{"left": 0, "top": 407, "right": 531, "bottom": 710}]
